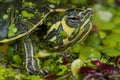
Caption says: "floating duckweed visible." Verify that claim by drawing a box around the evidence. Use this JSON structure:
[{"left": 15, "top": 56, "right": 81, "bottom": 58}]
[
  {"left": 23, "top": 1, "right": 35, "bottom": 8},
  {"left": 3, "top": 14, "right": 8, "bottom": 20},
  {"left": 34, "top": 9, "right": 39, "bottom": 14},
  {"left": 47, "top": 22, "right": 52, "bottom": 26},
  {"left": 41, "top": 13, "right": 45, "bottom": 18},
  {"left": 8, "top": 24, "right": 18, "bottom": 37},
  {"left": 27, "top": 2, "right": 34, "bottom": 8},
  {"left": 22, "top": 10, "right": 34, "bottom": 18},
  {"left": 13, "top": 55, "right": 22, "bottom": 65},
  {"left": 59, "top": 31, "right": 68, "bottom": 38}
]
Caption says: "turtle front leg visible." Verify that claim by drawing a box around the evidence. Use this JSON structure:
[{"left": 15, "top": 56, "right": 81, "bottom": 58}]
[{"left": 23, "top": 38, "right": 49, "bottom": 74}]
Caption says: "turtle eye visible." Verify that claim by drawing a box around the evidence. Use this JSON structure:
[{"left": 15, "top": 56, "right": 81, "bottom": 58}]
[
  {"left": 68, "top": 15, "right": 79, "bottom": 22},
  {"left": 65, "top": 15, "right": 80, "bottom": 28}
]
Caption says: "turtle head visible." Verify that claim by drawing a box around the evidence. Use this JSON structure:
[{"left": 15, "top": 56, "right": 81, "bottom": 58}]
[
  {"left": 62, "top": 7, "right": 93, "bottom": 41},
  {"left": 65, "top": 7, "right": 92, "bottom": 29},
  {"left": 44, "top": 7, "right": 93, "bottom": 51}
]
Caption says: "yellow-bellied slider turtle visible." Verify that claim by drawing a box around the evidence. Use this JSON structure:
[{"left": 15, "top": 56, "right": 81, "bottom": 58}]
[{"left": 0, "top": 0, "right": 93, "bottom": 74}]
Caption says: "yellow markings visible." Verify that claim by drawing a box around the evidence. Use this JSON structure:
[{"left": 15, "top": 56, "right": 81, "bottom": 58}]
[
  {"left": 62, "top": 16, "right": 92, "bottom": 46},
  {"left": 0, "top": 8, "right": 66, "bottom": 43},
  {"left": 54, "top": 46, "right": 59, "bottom": 49},
  {"left": 49, "top": 36, "right": 57, "bottom": 42},
  {"left": 73, "top": 17, "right": 92, "bottom": 43},
  {"left": 0, "top": 33, "right": 26, "bottom": 43},
  {"left": 61, "top": 17, "right": 75, "bottom": 45},
  {"left": 45, "top": 16, "right": 75, "bottom": 45},
  {"left": 81, "top": 22, "right": 93, "bottom": 39},
  {"left": 44, "top": 15, "right": 92, "bottom": 47},
  {"left": 79, "top": 18, "right": 90, "bottom": 30},
  {"left": 38, "top": 50, "right": 50, "bottom": 58},
  {"left": 23, "top": 40, "right": 37, "bottom": 72},
  {"left": 61, "top": 17, "right": 75, "bottom": 37},
  {"left": 50, "top": 8, "right": 67, "bottom": 13},
  {"left": 23, "top": 42, "right": 31, "bottom": 72},
  {"left": 44, "top": 21, "right": 60, "bottom": 39}
]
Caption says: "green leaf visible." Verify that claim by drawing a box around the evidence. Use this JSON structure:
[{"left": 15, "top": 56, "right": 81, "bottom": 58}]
[
  {"left": 57, "top": 65, "right": 67, "bottom": 76},
  {"left": 99, "top": 31, "right": 107, "bottom": 39},
  {"left": 85, "top": 33, "right": 100, "bottom": 47},
  {"left": 13, "top": 55, "right": 22, "bottom": 65},
  {"left": 71, "top": 44, "right": 81, "bottom": 53},
  {"left": 79, "top": 47, "right": 93, "bottom": 61},
  {"left": 102, "top": 34, "right": 120, "bottom": 47},
  {"left": 89, "top": 50, "right": 101, "bottom": 60},
  {"left": 112, "top": 25, "right": 120, "bottom": 35},
  {"left": 102, "top": 48, "right": 120, "bottom": 57}
]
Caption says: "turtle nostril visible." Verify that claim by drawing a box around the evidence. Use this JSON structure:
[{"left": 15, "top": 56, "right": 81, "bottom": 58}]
[{"left": 89, "top": 10, "right": 93, "bottom": 14}]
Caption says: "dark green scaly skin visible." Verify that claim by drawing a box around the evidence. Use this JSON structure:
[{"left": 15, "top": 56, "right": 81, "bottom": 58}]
[
  {"left": 0, "top": 0, "right": 93, "bottom": 74},
  {"left": 0, "top": 0, "right": 49, "bottom": 42}
]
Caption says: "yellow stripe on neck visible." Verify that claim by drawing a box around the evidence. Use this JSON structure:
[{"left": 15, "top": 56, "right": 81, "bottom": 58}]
[{"left": 61, "top": 17, "right": 75, "bottom": 45}]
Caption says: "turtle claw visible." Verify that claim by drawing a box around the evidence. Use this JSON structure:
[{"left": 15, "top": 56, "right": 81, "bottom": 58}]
[{"left": 39, "top": 69, "right": 49, "bottom": 75}]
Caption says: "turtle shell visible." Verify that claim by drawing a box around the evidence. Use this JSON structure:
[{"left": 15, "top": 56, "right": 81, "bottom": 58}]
[{"left": 0, "top": 0, "right": 50, "bottom": 43}]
